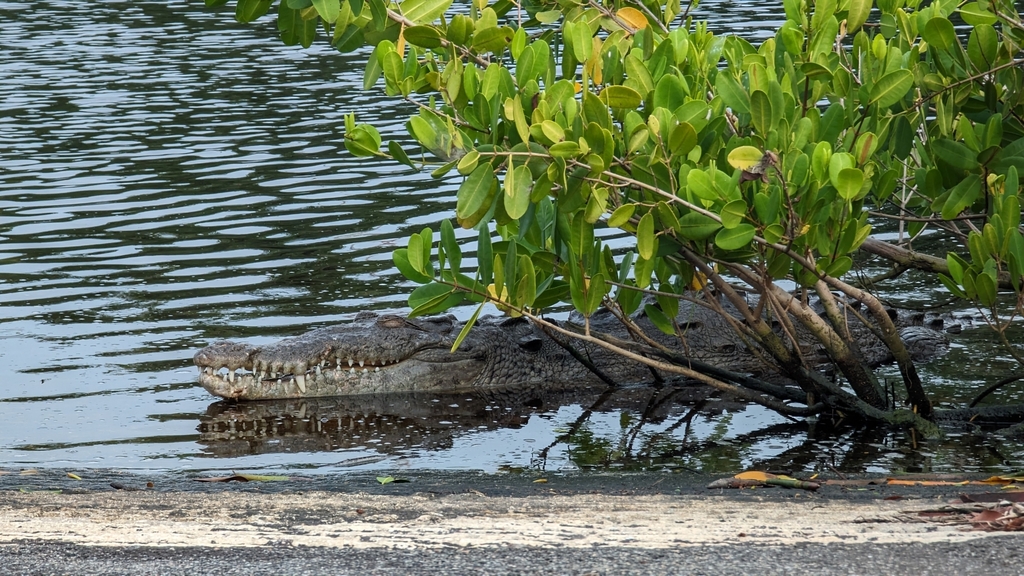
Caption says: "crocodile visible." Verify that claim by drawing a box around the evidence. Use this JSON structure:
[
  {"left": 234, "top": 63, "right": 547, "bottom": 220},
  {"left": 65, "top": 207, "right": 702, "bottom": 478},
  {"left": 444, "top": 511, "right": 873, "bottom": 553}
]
[{"left": 194, "top": 299, "right": 957, "bottom": 401}]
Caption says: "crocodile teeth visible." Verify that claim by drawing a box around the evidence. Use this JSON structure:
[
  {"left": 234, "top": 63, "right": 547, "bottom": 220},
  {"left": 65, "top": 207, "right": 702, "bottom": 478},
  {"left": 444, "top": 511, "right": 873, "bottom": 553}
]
[
  {"left": 270, "top": 372, "right": 277, "bottom": 379},
  {"left": 227, "top": 370, "right": 235, "bottom": 382},
  {"left": 362, "top": 368, "right": 368, "bottom": 375},
  {"left": 295, "top": 374, "right": 306, "bottom": 394},
  {"left": 348, "top": 358, "right": 354, "bottom": 367},
  {"left": 358, "top": 360, "right": 364, "bottom": 367},
  {"left": 315, "top": 365, "right": 322, "bottom": 376},
  {"left": 374, "top": 367, "right": 379, "bottom": 373},
  {"left": 349, "top": 368, "right": 356, "bottom": 375}
]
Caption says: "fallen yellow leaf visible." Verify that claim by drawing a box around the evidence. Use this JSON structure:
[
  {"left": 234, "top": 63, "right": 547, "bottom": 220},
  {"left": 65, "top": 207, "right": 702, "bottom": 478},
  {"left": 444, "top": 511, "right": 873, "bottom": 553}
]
[{"left": 735, "top": 471, "right": 774, "bottom": 481}]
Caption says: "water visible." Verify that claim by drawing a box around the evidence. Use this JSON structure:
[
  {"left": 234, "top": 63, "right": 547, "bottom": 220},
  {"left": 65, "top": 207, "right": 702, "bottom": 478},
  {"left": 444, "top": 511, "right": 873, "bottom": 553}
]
[{"left": 1, "top": 0, "right": 1021, "bottom": 475}]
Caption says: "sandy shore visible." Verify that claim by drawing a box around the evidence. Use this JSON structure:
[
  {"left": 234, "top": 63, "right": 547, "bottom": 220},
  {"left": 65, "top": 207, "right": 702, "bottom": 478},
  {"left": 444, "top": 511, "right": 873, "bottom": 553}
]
[{"left": 0, "top": 488, "right": 999, "bottom": 549}]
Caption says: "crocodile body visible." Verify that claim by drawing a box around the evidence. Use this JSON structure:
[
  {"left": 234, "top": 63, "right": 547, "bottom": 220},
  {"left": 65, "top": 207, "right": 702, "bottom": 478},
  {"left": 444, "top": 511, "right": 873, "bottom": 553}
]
[{"left": 194, "top": 300, "right": 955, "bottom": 401}]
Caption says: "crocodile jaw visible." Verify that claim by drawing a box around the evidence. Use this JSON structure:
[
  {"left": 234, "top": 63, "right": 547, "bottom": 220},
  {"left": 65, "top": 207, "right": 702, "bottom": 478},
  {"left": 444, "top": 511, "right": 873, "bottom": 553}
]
[{"left": 197, "top": 357, "right": 486, "bottom": 400}]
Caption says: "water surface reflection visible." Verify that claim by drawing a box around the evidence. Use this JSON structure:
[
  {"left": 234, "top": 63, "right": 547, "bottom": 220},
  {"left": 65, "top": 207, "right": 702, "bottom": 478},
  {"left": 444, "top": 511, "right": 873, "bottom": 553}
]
[{"left": 1, "top": 1, "right": 1021, "bottom": 473}]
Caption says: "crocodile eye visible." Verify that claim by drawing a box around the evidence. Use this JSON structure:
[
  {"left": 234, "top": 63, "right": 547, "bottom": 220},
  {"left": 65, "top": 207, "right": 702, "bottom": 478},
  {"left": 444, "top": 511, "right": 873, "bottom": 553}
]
[
  {"left": 377, "top": 315, "right": 407, "bottom": 329},
  {"left": 518, "top": 337, "right": 544, "bottom": 353},
  {"left": 425, "top": 315, "right": 455, "bottom": 330}
]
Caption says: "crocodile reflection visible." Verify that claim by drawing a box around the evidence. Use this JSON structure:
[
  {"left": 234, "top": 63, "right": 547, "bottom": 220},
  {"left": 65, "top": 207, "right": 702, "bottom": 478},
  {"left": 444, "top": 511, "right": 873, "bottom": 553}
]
[{"left": 197, "top": 384, "right": 725, "bottom": 458}]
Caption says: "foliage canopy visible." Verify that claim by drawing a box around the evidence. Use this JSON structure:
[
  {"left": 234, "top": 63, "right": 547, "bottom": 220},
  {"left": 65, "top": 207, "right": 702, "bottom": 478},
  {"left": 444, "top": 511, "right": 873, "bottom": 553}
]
[{"left": 208, "top": 0, "right": 1024, "bottom": 434}]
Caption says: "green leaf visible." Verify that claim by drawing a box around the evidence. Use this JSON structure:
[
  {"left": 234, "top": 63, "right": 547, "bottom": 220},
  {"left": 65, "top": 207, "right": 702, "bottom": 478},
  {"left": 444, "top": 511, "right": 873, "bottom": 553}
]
[
  {"left": 932, "top": 139, "right": 980, "bottom": 172},
  {"left": 940, "top": 174, "right": 982, "bottom": 220},
  {"left": 400, "top": 0, "right": 453, "bottom": 24},
  {"left": 714, "top": 224, "right": 756, "bottom": 251},
  {"left": 473, "top": 25, "right": 514, "bottom": 54},
  {"left": 637, "top": 212, "right": 656, "bottom": 260},
  {"left": 510, "top": 95, "right": 529, "bottom": 145},
  {"left": 608, "top": 204, "right": 635, "bottom": 228},
  {"left": 279, "top": 3, "right": 317, "bottom": 47},
  {"left": 404, "top": 25, "right": 443, "bottom": 48},
  {"left": 890, "top": 115, "right": 913, "bottom": 159},
  {"left": 869, "top": 69, "right": 913, "bottom": 109},
  {"left": 312, "top": 0, "right": 340, "bottom": 22},
  {"left": 1007, "top": 232, "right": 1024, "bottom": 290},
  {"left": 477, "top": 228, "right": 493, "bottom": 286},
  {"left": 516, "top": 254, "right": 538, "bottom": 307},
  {"left": 811, "top": 0, "right": 836, "bottom": 32},
  {"left": 720, "top": 199, "right": 747, "bottom": 229},
  {"left": 946, "top": 253, "right": 966, "bottom": 284},
  {"left": 824, "top": 256, "right": 853, "bottom": 277},
  {"left": 363, "top": 47, "right": 383, "bottom": 90},
  {"left": 967, "top": 24, "right": 998, "bottom": 71},
  {"left": 687, "top": 169, "right": 716, "bottom": 201},
  {"left": 236, "top": 0, "right": 272, "bottom": 23},
  {"left": 548, "top": 141, "right": 582, "bottom": 158},
  {"left": 457, "top": 149, "right": 480, "bottom": 175},
  {"left": 753, "top": 191, "right": 780, "bottom": 223},
  {"left": 393, "top": 248, "right": 434, "bottom": 283},
  {"left": 536, "top": 10, "right": 561, "bottom": 23},
  {"left": 585, "top": 272, "right": 605, "bottom": 315},
  {"left": 654, "top": 202, "right": 679, "bottom": 234},
  {"left": 441, "top": 218, "right": 461, "bottom": 273},
  {"left": 677, "top": 212, "right": 721, "bottom": 240},
  {"left": 836, "top": 167, "right": 864, "bottom": 200},
  {"left": 975, "top": 269, "right": 996, "bottom": 306},
  {"left": 643, "top": 303, "right": 675, "bottom": 336},
  {"left": 923, "top": 17, "right": 958, "bottom": 53},
  {"left": 539, "top": 120, "right": 564, "bottom": 144},
  {"left": 959, "top": 2, "right": 998, "bottom": 26},
  {"left": 408, "top": 114, "right": 439, "bottom": 152},
  {"left": 715, "top": 72, "right": 750, "bottom": 115},
  {"left": 800, "top": 62, "right": 833, "bottom": 82},
  {"left": 846, "top": 0, "right": 871, "bottom": 33},
  {"left": 938, "top": 273, "right": 968, "bottom": 298},
  {"left": 456, "top": 165, "right": 496, "bottom": 221},
  {"left": 431, "top": 158, "right": 458, "bottom": 179},
  {"left": 503, "top": 164, "right": 532, "bottom": 219},
  {"left": 567, "top": 19, "right": 593, "bottom": 61},
  {"left": 653, "top": 75, "right": 687, "bottom": 111},
  {"left": 749, "top": 90, "right": 771, "bottom": 135},
  {"left": 388, "top": 140, "right": 415, "bottom": 169},
  {"left": 345, "top": 124, "right": 382, "bottom": 157},
  {"left": 584, "top": 186, "right": 609, "bottom": 223},
  {"left": 408, "top": 283, "right": 463, "bottom": 316},
  {"left": 668, "top": 122, "right": 697, "bottom": 157},
  {"left": 600, "top": 85, "right": 643, "bottom": 109},
  {"left": 367, "top": 0, "right": 387, "bottom": 30},
  {"left": 407, "top": 230, "right": 428, "bottom": 275}
]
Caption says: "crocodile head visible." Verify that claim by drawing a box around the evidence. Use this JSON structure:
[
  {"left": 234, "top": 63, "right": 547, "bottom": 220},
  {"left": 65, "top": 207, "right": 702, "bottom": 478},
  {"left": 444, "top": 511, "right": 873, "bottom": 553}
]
[{"left": 194, "top": 312, "right": 490, "bottom": 400}]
